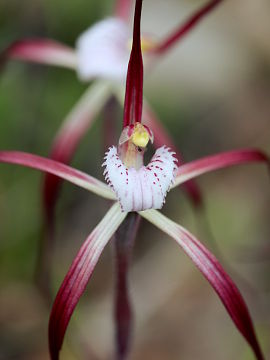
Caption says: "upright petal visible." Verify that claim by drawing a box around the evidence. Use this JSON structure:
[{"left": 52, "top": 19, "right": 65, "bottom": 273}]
[
  {"left": 49, "top": 203, "right": 127, "bottom": 360},
  {"left": 140, "top": 210, "right": 264, "bottom": 360},
  {"left": 76, "top": 18, "right": 130, "bottom": 81},
  {"left": 1, "top": 39, "right": 77, "bottom": 69},
  {"left": 123, "top": 0, "right": 144, "bottom": 127},
  {"left": 0, "top": 151, "right": 115, "bottom": 200},
  {"left": 173, "top": 149, "right": 269, "bottom": 188}
]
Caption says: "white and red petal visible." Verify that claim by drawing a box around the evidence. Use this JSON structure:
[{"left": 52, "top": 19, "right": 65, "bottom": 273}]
[
  {"left": 140, "top": 209, "right": 264, "bottom": 360},
  {"left": 103, "top": 146, "right": 177, "bottom": 212},
  {"left": 76, "top": 17, "right": 130, "bottom": 82},
  {"left": 3, "top": 39, "right": 77, "bottom": 69}
]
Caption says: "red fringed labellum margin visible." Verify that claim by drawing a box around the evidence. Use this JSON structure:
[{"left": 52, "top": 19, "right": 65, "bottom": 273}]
[
  {"left": 140, "top": 210, "right": 264, "bottom": 360},
  {"left": 103, "top": 145, "right": 177, "bottom": 212},
  {"left": 49, "top": 203, "right": 126, "bottom": 360}
]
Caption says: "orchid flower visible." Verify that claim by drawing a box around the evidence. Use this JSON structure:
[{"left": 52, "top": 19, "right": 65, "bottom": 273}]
[
  {"left": 1, "top": 0, "right": 226, "bottom": 298},
  {"left": 0, "top": 1, "right": 267, "bottom": 359},
  {"left": 1, "top": 0, "right": 225, "bottom": 222}
]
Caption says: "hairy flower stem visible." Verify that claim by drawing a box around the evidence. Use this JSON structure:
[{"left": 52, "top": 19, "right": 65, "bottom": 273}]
[{"left": 113, "top": 213, "right": 141, "bottom": 360}]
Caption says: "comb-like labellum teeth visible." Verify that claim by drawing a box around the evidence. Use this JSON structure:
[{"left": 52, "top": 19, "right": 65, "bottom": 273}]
[{"left": 103, "top": 146, "right": 177, "bottom": 212}]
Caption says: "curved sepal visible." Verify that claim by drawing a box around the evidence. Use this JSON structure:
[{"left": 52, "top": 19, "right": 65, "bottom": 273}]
[
  {"left": 49, "top": 203, "right": 127, "bottom": 359},
  {"left": 0, "top": 151, "right": 115, "bottom": 200},
  {"left": 140, "top": 210, "right": 264, "bottom": 360},
  {"left": 173, "top": 149, "right": 269, "bottom": 188}
]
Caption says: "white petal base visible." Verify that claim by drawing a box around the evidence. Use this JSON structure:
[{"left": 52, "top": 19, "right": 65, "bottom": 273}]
[{"left": 103, "top": 146, "right": 177, "bottom": 212}]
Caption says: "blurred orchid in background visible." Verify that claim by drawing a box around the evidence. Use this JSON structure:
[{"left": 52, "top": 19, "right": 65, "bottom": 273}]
[
  {"left": 0, "top": 1, "right": 268, "bottom": 359},
  {"left": 1, "top": 0, "right": 225, "bottom": 296}
]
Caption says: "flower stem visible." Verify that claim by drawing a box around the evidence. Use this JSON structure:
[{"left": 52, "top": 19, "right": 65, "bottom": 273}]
[
  {"left": 113, "top": 213, "right": 141, "bottom": 360},
  {"left": 123, "top": 0, "right": 143, "bottom": 128}
]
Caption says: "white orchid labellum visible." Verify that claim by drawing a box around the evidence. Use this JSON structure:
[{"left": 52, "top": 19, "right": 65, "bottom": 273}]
[{"left": 103, "top": 123, "right": 177, "bottom": 212}]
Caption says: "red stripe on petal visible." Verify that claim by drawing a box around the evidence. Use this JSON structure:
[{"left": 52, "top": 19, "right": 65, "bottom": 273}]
[
  {"left": 49, "top": 204, "right": 126, "bottom": 359},
  {"left": 174, "top": 149, "right": 269, "bottom": 188},
  {"left": 141, "top": 210, "right": 264, "bottom": 360},
  {"left": 1, "top": 39, "right": 77, "bottom": 69},
  {"left": 0, "top": 151, "right": 114, "bottom": 199}
]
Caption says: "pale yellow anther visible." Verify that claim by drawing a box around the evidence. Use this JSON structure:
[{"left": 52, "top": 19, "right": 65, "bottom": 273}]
[{"left": 131, "top": 124, "right": 149, "bottom": 148}]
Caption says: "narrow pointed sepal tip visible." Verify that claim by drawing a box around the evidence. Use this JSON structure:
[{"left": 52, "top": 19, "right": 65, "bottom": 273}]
[{"left": 103, "top": 146, "right": 177, "bottom": 212}]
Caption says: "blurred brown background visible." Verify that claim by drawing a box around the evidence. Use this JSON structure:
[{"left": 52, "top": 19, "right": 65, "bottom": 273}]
[{"left": 0, "top": 0, "right": 270, "bottom": 359}]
